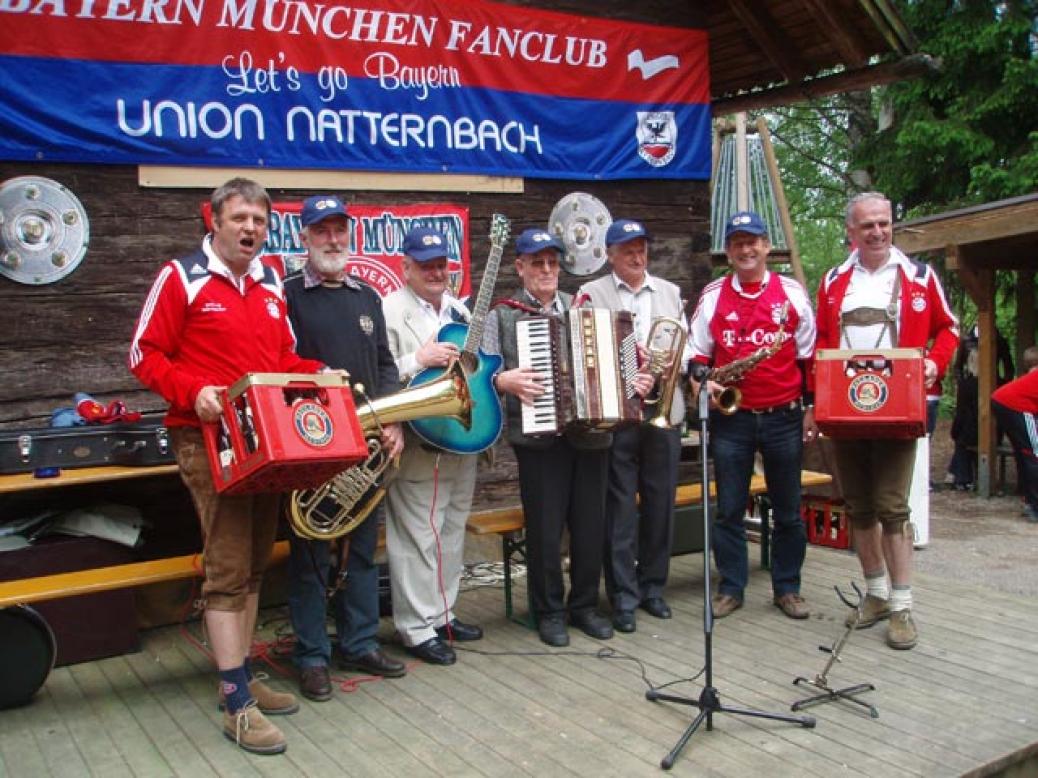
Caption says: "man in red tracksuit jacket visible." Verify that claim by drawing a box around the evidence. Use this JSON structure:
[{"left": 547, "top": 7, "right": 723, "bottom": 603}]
[
  {"left": 808, "top": 191, "right": 958, "bottom": 651},
  {"left": 129, "top": 178, "right": 323, "bottom": 755}
]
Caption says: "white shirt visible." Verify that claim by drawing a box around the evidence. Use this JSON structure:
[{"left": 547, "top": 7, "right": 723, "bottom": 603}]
[
  {"left": 612, "top": 272, "right": 658, "bottom": 345},
  {"left": 840, "top": 256, "right": 901, "bottom": 350}
]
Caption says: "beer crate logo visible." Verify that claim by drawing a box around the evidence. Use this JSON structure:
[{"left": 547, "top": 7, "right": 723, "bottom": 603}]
[
  {"left": 293, "top": 401, "right": 334, "bottom": 447},
  {"left": 847, "top": 374, "right": 889, "bottom": 413}
]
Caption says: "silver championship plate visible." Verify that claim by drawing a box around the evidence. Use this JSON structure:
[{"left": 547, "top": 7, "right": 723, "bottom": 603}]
[
  {"left": 549, "top": 192, "right": 612, "bottom": 276},
  {"left": 0, "top": 176, "right": 89, "bottom": 285}
]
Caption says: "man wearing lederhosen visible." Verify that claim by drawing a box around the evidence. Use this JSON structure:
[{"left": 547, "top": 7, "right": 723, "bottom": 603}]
[{"left": 809, "top": 192, "right": 958, "bottom": 650}]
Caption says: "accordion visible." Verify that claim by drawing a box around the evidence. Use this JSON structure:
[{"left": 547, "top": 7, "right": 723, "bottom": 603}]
[{"left": 516, "top": 308, "right": 642, "bottom": 435}]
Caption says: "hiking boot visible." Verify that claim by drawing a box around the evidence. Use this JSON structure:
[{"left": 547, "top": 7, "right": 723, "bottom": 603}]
[
  {"left": 845, "top": 594, "right": 891, "bottom": 629},
  {"left": 218, "top": 676, "right": 299, "bottom": 714},
  {"left": 711, "top": 594, "right": 743, "bottom": 619},
  {"left": 248, "top": 678, "right": 299, "bottom": 714},
  {"left": 223, "top": 702, "right": 287, "bottom": 755},
  {"left": 773, "top": 593, "right": 809, "bottom": 619},
  {"left": 886, "top": 609, "right": 918, "bottom": 650}
]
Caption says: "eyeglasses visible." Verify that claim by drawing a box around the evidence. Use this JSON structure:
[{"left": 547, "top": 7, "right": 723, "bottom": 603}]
[{"left": 521, "top": 257, "right": 560, "bottom": 269}]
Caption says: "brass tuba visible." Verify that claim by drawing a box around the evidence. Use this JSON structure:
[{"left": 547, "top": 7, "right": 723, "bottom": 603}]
[
  {"left": 644, "top": 316, "right": 689, "bottom": 429},
  {"left": 706, "top": 301, "right": 790, "bottom": 414},
  {"left": 287, "top": 361, "right": 472, "bottom": 541}
]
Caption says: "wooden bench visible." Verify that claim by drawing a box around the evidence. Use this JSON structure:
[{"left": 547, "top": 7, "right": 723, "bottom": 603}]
[
  {"left": 466, "top": 470, "right": 833, "bottom": 624},
  {"left": 0, "top": 464, "right": 391, "bottom": 609}
]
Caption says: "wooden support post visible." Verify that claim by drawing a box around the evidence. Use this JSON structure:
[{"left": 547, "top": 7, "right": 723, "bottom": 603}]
[
  {"left": 735, "top": 113, "right": 749, "bottom": 210},
  {"left": 755, "top": 116, "right": 807, "bottom": 290},
  {"left": 1016, "top": 270, "right": 1036, "bottom": 370},
  {"left": 975, "top": 263, "right": 996, "bottom": 498}
]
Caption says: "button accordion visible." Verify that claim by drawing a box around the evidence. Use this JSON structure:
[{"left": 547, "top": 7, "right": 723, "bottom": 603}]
[{"left": 516, "top": 308, "right": 642, "bottom": 435}]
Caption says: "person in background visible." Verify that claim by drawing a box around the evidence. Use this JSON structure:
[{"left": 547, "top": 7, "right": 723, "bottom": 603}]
[
  {"left": 809, "top": 191, "right": 958, "bottom": 651},
  {"left": 991, "top": 345, "right": 1038, "bottom": 523},
  {"left": 946, "top": 324, "right": 1014, "bottom": 490},
  {"left": 284, "top": 195, "right": 406, "bottom": 703},
  {"left": 129, "top": 178, "right": 323, "bottom": 755},
  {"left": 689, "top": 210, "right": 816, "bottom": 620}
]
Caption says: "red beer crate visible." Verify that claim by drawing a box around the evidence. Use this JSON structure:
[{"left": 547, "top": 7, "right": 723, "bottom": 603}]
[
  {"left": 814, "top": 348, "right": 926, "bottom": 439},
  {"left": 802, "top": 496, "right": 850, "bottom": 550},
  {"left": 203, "top": 372, "right": 367, "bottom": 495}
]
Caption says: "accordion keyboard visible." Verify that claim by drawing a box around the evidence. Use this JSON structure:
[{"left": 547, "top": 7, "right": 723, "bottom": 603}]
[{"left": 516, "top": 317, "right": 560, "bottom": 435}]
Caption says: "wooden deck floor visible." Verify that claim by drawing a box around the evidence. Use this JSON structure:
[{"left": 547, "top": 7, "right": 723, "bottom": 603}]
[{"left": 1, "top": 545, "right": 1035, "bottom": 777}]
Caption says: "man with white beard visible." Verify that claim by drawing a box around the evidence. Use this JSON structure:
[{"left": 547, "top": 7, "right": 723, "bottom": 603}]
[{"left": 283, "top": 195, "right": 406, "bottom": 701}]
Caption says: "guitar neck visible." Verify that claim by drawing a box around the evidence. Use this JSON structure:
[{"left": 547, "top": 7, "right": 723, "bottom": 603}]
[{"left": 462, "top": 216, "right": 508, "bottom": 356}]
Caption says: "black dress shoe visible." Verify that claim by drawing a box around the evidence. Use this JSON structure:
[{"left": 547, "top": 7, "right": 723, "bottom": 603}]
[
  {"left": 338, "top": 649, "right": 407, "bottom": 678},
  {"left": 537, "top": 614, "right": 569, "bottom": 647},
  {"left": 640, "top": 597, "right": 673, "bottom": 619},
  {"left": 299, "top": 665, "right": 332, "bottom": 702},
  {"left": 612, "top": 609, "right": 636, "bottom": 633},
  {"left": 570, "top": 610, "right": 614, "bottom": 640},
  {"left": 435, "top": 619, "right": 483, "bottom": 642},
  {"left": 406, "top": 637, "right": 457, "bottom": 665}
]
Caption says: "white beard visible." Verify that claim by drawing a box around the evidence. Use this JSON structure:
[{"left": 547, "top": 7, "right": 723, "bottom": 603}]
[{"left": 309, "top": 249, "right": 348, "bottom": 279}]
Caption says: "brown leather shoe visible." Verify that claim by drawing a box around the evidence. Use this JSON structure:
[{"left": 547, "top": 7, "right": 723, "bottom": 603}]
[
  {"left": 711, "top": 594, "right": 743, "bottom": 619},
  {"left": 217, "top": 676, "right": 299, "bottom": 715},
  {"left": 248, "top": 678, "right": 299, "bottom": 714},
  {"left": 886, "top": 609, "right": 918, "bottom": 650},
  {"left": 222, "top": 702, "right": 286, "bottom": 755},
  {"left": 299, "top": 665, "right": 332, "bottom": 702},
  {"left": 846, "top": 594, "right": 891, "bottom": 629},
  {"left": 338, "top": 649, "right": 407, "bottom": 678},
  {"left": 773, "top": 593, "right": 810, "bottom": 620}
]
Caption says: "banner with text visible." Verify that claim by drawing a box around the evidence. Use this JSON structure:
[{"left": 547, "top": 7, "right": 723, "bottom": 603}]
[
  {"left": 0, "top": 0, "right": 710, "bottom": 180},
  {"left": 202, "top": 201, "right": 471, "bottom": 298}
]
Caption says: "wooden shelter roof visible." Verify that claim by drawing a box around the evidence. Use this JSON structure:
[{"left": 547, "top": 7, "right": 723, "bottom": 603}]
[
  {"left": 894, "top": 193, "right": 1038, "bottom": 498},
  {"left": 894, "top": 193, "right": 1038, "bottom": 270},
  {"left": 701, "top": 0, "right": 933, "bottom": 113}
]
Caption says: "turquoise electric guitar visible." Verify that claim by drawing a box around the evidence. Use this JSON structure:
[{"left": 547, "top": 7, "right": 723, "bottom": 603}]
[{"left": 407, "top": 214, "right": 510, "bottom": 454}]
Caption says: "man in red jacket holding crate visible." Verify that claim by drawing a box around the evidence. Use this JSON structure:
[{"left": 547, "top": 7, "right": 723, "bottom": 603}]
[
  {"left": 809, "top": 191, "right": 958, "bottom": 651},
  {"left": 129, "top": 178, "right": 324, "bottom": 755}
]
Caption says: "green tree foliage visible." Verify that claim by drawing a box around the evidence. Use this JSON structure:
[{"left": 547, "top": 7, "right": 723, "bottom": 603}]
[
  {"left": 761, "top": 0, "right": 1036, "bottom": 339},
  {"left": 856, "top": 0, "right": 1038, "bottom": 213}
]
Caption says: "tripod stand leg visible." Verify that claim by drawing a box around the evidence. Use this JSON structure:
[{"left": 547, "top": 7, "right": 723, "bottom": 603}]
[
  {"left": 661, "top": 708, "right": 710, "bottom": 770},
  {"left": 718, "top": 703, "right": 816, "bottom": 728}
]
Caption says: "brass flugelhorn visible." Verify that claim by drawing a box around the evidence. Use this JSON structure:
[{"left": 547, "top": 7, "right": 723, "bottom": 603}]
[
  {"left": 287, "top": 361, "right": 472, "bottom": 541},
  {"left": 704, "top": 301, "right": 790, "bottom": 415},
  {"left": 644, "top": 316, "right": 689, "bottom": 429}
]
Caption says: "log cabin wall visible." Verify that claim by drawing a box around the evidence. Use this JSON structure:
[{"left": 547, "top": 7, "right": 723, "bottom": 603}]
[{"left": 0, "top": 1, "right": 714, "bottom": 430}]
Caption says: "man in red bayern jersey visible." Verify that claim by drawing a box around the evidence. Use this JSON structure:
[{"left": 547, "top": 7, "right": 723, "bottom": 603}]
[{"left": 129, "top": 178, "right": 324, "bottom": 755}]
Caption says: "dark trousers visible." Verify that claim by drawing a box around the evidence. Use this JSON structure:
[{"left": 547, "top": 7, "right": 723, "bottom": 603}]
[
  {"left": 287, "top": 503, "right": 382, "bottom": 668},
  {"left": 604, "top": 424, "right": 681, "bottom": 612},
  {"left": 992, "top": 401, "right": 1038, "bottom": 510},
  {"left": 710, "top": 406, "right": 806, "bottom": 599},
  {"left": 515, "top": 440, "right": 608, "bottom": 618}
]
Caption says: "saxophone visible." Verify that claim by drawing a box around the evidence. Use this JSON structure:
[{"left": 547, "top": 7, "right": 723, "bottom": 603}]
[{"left": 708, "top": 301, "right": 790, "bottom": 414}]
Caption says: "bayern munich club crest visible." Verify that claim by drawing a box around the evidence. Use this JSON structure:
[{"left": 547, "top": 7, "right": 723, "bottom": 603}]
[
  {"left": 293, "top": 401, "right": 334, "bottom": 447},
  {"left": 847, "top": 374, "right": 890, "bottom": 413},
  {"left": 636, "top": 111, "right": 677, "bottom": 167}
]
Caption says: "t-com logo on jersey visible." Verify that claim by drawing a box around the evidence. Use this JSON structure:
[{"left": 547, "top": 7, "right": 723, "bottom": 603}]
[{"left": 636, "top": 111, "right": 677, "bottom": 167}]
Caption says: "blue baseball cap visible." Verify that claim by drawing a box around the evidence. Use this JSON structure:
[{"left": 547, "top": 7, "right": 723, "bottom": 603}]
[
  {"left": 723, "top": 211, "right": 768, "bottom": 242},
  {"left": 300, "top": 195, "right": 348, "bottom": 227},
  {"left": 515, "top": 228, "right": 563, "bottom": 256},
  {"left": 402, "top": 226, "right": 450, "bottom": 262},
  {"left": 605, "top": 218, "right": 650, "bottom": 247}
]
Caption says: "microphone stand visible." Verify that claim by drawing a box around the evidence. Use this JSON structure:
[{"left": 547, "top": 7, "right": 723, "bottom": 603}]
[{"left": 646, "top": 378, "right": 815, "bottom": 770}]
